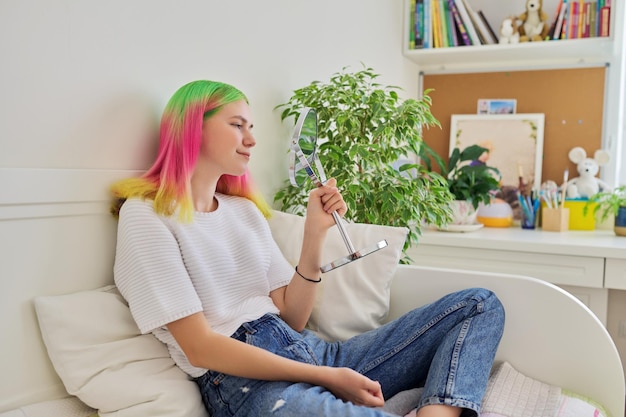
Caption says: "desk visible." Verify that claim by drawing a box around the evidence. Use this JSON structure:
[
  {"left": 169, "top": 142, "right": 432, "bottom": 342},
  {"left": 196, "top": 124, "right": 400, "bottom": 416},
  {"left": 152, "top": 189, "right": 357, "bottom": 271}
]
[{"left": 407, "top": 228, "right": 626, "bottom": 325}]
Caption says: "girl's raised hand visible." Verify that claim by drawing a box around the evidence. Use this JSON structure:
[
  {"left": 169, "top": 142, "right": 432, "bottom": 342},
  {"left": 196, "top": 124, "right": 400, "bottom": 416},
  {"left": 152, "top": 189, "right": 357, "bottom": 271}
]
[{"left": 305, "top": 178, "right": 347, "bottom": 230}]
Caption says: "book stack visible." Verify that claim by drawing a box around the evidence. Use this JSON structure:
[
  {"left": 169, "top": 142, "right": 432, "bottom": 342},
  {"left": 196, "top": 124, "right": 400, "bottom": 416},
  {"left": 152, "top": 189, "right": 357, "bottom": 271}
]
[
  {"left": 408, "top": 0, "right": 612, "bottom": 49},
  {"left": 548, "top": 0, "right": 611, "bottom": 40},
  {"left": 409, "top": 0, "right": 498, "bottom": 49}
]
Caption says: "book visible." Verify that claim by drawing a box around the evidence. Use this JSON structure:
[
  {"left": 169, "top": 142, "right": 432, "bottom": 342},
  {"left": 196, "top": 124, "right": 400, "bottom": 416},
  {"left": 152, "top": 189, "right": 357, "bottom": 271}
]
[
  {"left": 461, "top": 0, "right": 489, "bottom": 44},
  {"left": 415, "top": 0, "right": 424, "bottom": 48},
  {"left": 438, "top": 0, "right": 450, "bottom": 47},
  {"left": 445, "top": 1, "right": 458, "bottom": 46},
  {"left": 596, "top": 0, "right": 604, "bottom": 35},
  {"left": 452, "top": 0, "right": 481, "bottom": 45},
  {"left": 477, "top": 10, "right": 498, "bottom": 44},
  {"left": 409, "top": 0, "right": 416, "bottom": 49},
  {"left": 547, "top": 0, "right": 564, "bottom": 39},
  {"left": 589, "top": 1, "right": 597, "bottom": 37},
  {"left": 436, "top": 0, "right": 447, "bottom": 47},
  {"left": 577, "top": 0, "right": 584, "bottom": 38},
  {"left": 423, "top": 0, "right": 432, "bottom": 48},
  {"left": 599, "top": 5, "right": 610, "bottom": 36},
  {"left": 567, "top": 0, "right": 578, "bottom": 39},
  {"left": 448, "top": 0, "right": 471, "bottom": 45},
  {"left": 560, "top": 10, "right": 569, "bottom": 39},
  {"left": 582, "top": 1, "right": 591, "bottom": 37},
  {"left": 451, "top": 15, "right": 464, "bottom": 45},
  {"left": 553, "top": 0, "right": 568, "bottom": 39},
  {"left": 432, "top": 0, "right": 442, "bottom": 48}
]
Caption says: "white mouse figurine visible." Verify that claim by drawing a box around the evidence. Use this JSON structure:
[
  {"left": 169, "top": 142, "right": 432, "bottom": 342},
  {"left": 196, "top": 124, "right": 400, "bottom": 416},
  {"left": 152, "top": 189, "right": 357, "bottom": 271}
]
[{"left": 565, "top": 146, "right": 611, "bottom": 199}]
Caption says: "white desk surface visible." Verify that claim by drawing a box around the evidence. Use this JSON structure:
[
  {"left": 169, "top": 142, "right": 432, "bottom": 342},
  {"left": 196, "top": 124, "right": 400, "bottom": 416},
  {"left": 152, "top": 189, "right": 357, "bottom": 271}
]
[{"left": 417, "top": 227, "right": 626, "bottom": 259}]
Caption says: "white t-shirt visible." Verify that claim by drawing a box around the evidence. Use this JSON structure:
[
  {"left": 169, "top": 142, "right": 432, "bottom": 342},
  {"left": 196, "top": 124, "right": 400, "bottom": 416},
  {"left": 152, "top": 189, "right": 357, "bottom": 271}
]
[{"left": 113, "top": 194, "right": 294, "bottom": 377}]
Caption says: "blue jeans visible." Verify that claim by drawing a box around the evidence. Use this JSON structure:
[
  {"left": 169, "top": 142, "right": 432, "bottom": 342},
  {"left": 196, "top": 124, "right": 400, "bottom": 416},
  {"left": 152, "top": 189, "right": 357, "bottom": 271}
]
[{"left": 195, "top": 288, "right": 504, "bottom": 417}]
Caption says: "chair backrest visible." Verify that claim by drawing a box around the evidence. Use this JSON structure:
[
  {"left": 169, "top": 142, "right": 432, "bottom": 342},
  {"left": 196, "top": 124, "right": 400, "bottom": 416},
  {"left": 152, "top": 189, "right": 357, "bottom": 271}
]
[{"left": 388, "top": 264, "right": 625, "bottom": 417}]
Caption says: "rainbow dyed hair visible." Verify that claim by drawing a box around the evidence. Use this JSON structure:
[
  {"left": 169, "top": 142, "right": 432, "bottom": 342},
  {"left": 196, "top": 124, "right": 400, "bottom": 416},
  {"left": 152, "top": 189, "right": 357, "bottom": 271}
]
[{"left": 111, "top": 80, "right": 271, "bottom": 220}]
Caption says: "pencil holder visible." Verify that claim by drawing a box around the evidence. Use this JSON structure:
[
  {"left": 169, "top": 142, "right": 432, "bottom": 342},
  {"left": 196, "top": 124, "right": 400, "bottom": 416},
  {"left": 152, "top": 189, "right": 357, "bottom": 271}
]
[
  {"left": 563, "top": 200, "right": 596, "bottom": 230},
  {"left": 542, "top": 207, "right": 570, "bottom": 232}
]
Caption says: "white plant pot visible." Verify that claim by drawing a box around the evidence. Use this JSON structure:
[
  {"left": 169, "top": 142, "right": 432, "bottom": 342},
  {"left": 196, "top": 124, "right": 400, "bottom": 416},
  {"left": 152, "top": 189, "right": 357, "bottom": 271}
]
[{"left": 450, "top": 200, "right": 478, "bottom": 225}]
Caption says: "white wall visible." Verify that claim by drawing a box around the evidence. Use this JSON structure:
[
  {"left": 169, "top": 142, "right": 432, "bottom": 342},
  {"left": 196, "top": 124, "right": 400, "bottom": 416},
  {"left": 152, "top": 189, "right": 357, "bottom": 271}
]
[
  {"left": 0, "top": 0, "right": 419, "bottom": 201},
  {"left": 0, "top": 1, "right": 420, "bottom": 408}
]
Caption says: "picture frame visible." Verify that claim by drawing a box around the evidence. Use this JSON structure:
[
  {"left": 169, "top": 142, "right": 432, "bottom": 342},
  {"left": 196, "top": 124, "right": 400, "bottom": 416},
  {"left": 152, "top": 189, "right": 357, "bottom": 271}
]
[{"left": 450, "top": 113, "right": 545, "bottom": 217}]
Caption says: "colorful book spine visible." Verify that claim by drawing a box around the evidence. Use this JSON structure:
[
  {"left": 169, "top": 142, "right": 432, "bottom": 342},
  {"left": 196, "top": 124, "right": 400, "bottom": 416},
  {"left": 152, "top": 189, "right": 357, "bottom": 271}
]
[
  {"left": 599, "top": 4, "right": 610, "bottom": 36},
  {"left": 567, "top": 0, "right": 578, "bottom": 39},
  {"left": 437, "top": 0, "right": 450, "bottom": 48},
  {"left": 596, "top": 0, "right": 604, "bottom": 35},
  {"left": 432, "top": 0, "right": 441, "bottom": 48},
  {"left": 589, "top": 1, "right": 597, "bottom": 37},
  {"left": 423, "top": 0, "right": 432, "bottom": 48},
  {"left": 446, "top": 1, "right": 458, "bottom": 46},
  {"left": 560, "top": 12, "right": 569, "bottom": 39},
  {"left": 415, "top": 0, "right": 424, "bottom": 48},
  {"left": 448, "top": 0, "right": 471, "bottom": 45},
  {"left": 577, "top": 0, "right": 584, "bottom": 38},
  {"left": 445, "top": 0, "right": 457, "bottom": 46},
  {"left": 409, "top": 0, "right": 416, "bottom": 49},
  {"left": 582, "top": 2, "right": 591, "bottom": 37}
]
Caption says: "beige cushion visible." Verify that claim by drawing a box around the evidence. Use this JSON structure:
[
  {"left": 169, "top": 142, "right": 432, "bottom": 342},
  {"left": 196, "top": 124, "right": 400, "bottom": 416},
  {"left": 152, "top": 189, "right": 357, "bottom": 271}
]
[
  {"left": 268, "top": 210, "right": 408, "bottom": 341},
  {"left": 34, "top": 286, "right": 208, "bottom": 417}
]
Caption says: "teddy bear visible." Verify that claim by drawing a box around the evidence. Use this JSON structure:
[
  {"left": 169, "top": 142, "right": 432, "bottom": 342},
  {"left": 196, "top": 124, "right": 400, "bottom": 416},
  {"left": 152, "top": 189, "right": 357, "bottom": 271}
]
[
  {"left": 499, "top": 16, "right": 520, "bottom": 44},
  {"left": 518, "top": 0, "right": 549, "bottom": 42},
  {"left": 565, "top": 146, "right": 611, "bottom": 199}
]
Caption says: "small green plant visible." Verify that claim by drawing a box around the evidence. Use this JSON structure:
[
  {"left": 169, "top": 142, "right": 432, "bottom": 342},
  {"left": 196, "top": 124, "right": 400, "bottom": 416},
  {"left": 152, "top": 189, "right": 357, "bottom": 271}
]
[
  {"left": 273, "top": 65, "right": 454, "bottom": 257},
  {"left": 436, "top": 144, "right": 502, "bottom": 209},
  {"left": 586, "top": 185, "right": 626, "bottom": 222}
]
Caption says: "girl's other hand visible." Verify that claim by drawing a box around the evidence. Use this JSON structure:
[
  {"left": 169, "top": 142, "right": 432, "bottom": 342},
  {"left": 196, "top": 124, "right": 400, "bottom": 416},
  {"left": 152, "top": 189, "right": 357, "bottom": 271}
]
[{"left": 322, "top": 367, "right": 385, "bottom": 408}]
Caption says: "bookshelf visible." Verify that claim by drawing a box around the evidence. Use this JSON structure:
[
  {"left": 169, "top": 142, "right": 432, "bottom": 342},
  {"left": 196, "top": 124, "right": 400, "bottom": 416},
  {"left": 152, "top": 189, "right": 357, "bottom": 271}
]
[{"left": 403, "top": 0, "right": 620, "bottom": 73}]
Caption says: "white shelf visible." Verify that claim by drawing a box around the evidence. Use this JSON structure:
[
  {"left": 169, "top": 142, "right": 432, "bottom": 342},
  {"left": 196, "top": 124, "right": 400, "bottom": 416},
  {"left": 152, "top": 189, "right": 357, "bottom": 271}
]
[
  {"left": 413, "top": 227, "right": 626, "bottom": 259},
  {"left": 404, "top": 37, "right": 614, "bottom": 73}
]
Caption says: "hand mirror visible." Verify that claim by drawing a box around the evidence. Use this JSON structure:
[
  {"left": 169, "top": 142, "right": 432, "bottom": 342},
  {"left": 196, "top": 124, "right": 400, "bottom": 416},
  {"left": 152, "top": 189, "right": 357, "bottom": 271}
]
[{"left": 289, "top": 108, "right": 388, "bottom": 273}]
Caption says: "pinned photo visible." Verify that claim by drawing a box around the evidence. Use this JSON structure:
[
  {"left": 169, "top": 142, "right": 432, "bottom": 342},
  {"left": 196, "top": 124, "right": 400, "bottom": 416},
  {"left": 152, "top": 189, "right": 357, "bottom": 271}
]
[{"left": 477, "top": 99, "right": 517, "bottom": 115}]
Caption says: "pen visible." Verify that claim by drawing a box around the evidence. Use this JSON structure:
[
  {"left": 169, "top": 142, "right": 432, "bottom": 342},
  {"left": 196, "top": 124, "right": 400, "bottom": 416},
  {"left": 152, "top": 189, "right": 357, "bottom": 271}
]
[
  {"left": 533, "top": 197, "right": 540, "bottom": 226},
  {"left": 517, "top": 192, "right": 533, "bottom": 226}
]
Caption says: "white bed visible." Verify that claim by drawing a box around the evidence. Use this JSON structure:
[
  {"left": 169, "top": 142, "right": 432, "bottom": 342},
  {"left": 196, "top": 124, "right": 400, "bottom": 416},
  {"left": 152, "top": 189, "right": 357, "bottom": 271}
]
[{"left": 0, "top": 168, "right": 624, "bottom": 417}]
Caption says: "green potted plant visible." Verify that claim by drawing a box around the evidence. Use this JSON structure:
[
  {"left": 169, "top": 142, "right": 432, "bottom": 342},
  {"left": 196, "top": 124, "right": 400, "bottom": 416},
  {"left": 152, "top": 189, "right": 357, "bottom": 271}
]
[
  {"left": 273, "top": 65, "right": 454, "bottom": 257},
  {"left": 586, "top": 185, "right": 626, "bottom": 236},
  {"left": 426, "top": 144, "right": 502, "bottom": 225}
]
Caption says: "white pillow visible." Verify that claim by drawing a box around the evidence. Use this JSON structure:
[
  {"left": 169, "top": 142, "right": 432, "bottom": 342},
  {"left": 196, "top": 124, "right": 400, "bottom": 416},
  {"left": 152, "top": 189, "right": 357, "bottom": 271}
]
[
  {"left": 34, "top": 286, "right": 208, "bottom": 417},
  {"left": 267, "top": 210, "right": 408, "bottom": 341},
  {"left": 481, "top": 361, "right": 609, "bottom": 417}
]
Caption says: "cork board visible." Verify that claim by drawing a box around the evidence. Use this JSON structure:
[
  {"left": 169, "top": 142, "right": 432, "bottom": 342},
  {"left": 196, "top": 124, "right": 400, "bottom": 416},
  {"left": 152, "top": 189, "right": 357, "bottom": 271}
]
[{"left": 422, "top": 67, "right": 606, "bottom": 185}]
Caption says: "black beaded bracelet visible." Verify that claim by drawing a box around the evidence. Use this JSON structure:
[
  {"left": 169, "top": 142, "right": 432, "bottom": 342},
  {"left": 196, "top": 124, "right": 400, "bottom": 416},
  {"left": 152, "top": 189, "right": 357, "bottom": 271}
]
[{"left": 295, "top": 266, "right": 322, "bottom": 283}]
